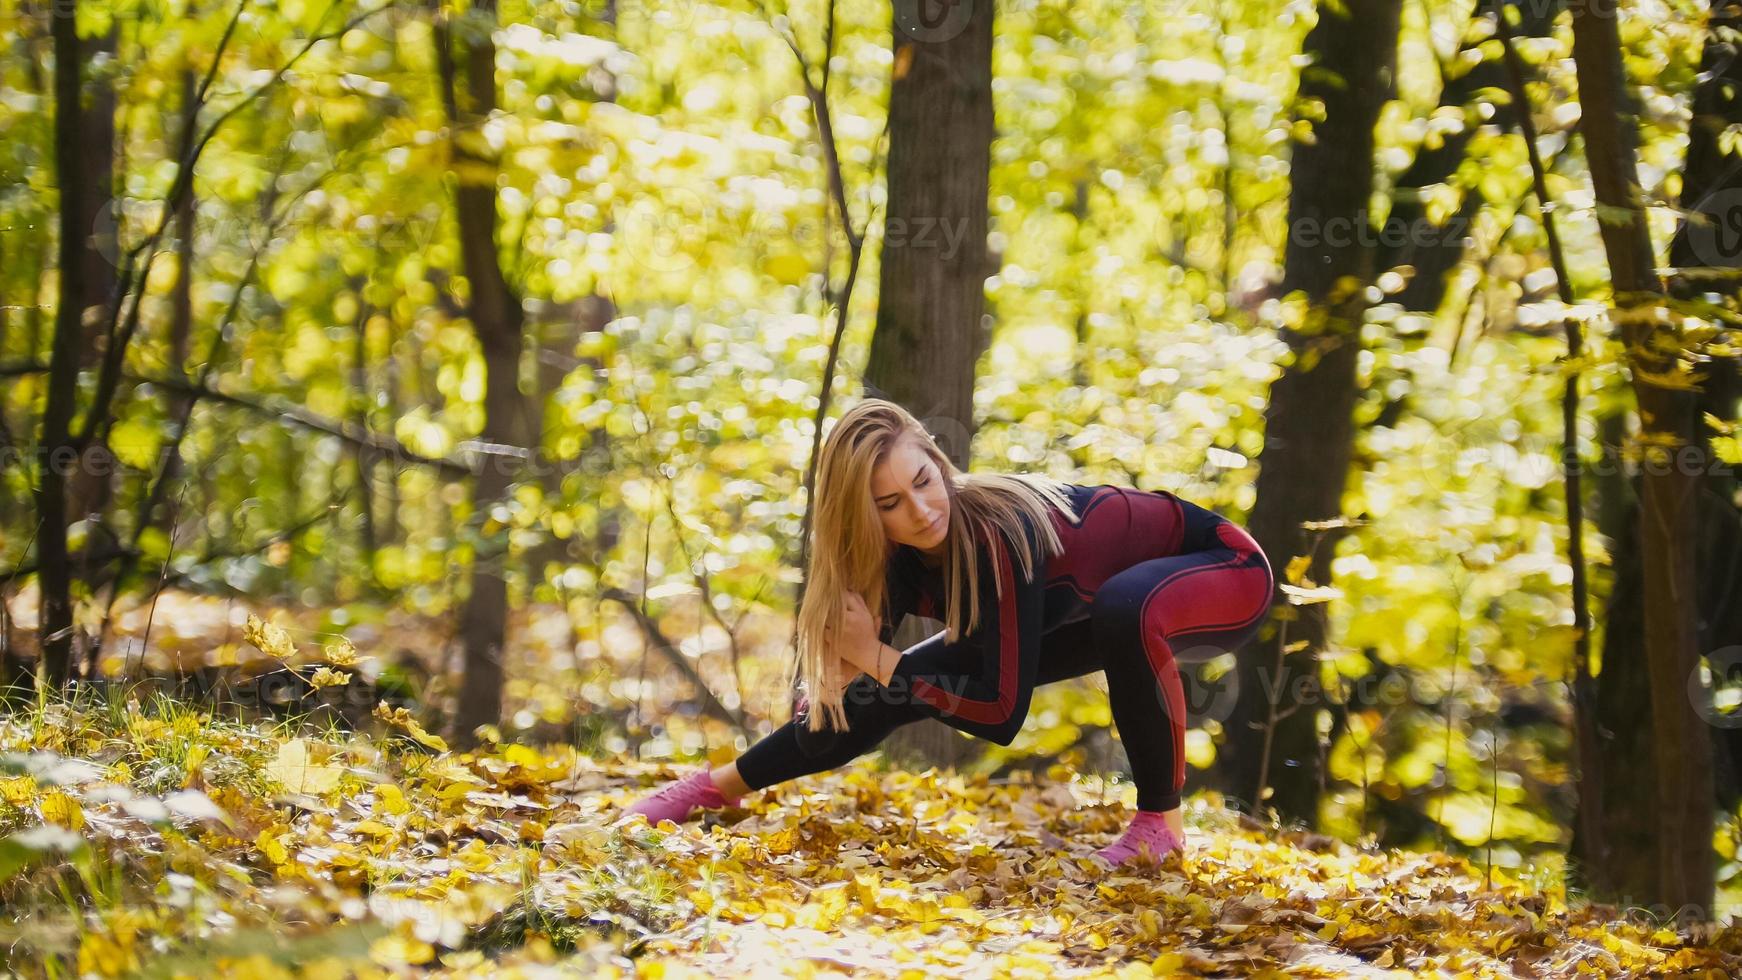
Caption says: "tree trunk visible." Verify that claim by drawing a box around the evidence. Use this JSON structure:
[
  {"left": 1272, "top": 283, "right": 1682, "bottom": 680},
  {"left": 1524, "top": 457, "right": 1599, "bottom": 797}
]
[
  {"left": 1218, "top": 0, "right": 1401, "bottom": 824},
  {"left": 37, "top": 0, "right": 89, "bottom": 687},
  {"left": 169, "top": 66, "right": 197, "bottom": 376},
  {"left": 435, "top": 0, "right": 531, "bottom": 747},
  {"left": 861, "top": 0, "right": 996, "bottom": 771},
  {"left": 65, "top": 21, "right": 123, "bottom": 679},
  {"left": 1569, "top": 0, "right": 1713, "bottom": 920},
  {"left": 1577, "top": 0, "right": 1742, "bottom": 911},
  {"left": 350, "top": 289, "right": 378, "bottom": 573}
]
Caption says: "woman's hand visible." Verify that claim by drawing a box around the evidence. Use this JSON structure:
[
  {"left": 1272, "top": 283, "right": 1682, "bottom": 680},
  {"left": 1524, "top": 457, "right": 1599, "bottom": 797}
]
[
  {"left": 822, "top": 591, "right": 891, "bottom": 682},
  {"left": 833, "top": 591, "right": 886, "bottom": 679}
]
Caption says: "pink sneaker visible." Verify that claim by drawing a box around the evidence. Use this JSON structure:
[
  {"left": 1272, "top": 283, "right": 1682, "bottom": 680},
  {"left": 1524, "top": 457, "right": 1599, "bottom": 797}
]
[
  {"left": 1095, "top": 811, "right": 1185, "bottom": 868},
  {"left": 619, "top": 768, "right": 741, "bottom": 826}
]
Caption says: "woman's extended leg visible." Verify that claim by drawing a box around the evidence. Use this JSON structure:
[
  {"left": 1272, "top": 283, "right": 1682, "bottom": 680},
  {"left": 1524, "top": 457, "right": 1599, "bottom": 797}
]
[
  {"left": 1090, "top": 519, "right": 1273, "bottom": 856},
  {"left": 715, "top": 620, "right": 1104, "bottom": 800},
  {"left": 733, "top": 672, "right": 936, "bottom": 791},
  {"left": 623, "top": 673, "right": 933, "bottom": 824}
]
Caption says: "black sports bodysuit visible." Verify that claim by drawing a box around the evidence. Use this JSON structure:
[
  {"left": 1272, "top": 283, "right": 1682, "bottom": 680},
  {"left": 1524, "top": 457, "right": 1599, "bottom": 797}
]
[{"left": 735, "top": 483, "right": 1274, "bottom": 812}]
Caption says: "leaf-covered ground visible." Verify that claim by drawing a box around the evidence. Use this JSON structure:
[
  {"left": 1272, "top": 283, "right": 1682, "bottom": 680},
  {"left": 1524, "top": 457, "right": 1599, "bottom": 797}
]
[{"left": 5, "top": 696, "right": 1742, "bottom": 978}]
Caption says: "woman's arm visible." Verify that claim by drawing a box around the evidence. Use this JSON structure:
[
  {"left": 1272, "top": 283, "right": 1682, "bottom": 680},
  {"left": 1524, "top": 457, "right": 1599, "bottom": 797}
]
[{"left": 875, "top": 516, "right": 1048, "bottom": 746}]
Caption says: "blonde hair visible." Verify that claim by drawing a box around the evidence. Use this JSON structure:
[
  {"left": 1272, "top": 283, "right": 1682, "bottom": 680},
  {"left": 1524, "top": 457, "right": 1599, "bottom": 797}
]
[{"left": 792, "top": 398, "right": 1078, "bottom": 732}]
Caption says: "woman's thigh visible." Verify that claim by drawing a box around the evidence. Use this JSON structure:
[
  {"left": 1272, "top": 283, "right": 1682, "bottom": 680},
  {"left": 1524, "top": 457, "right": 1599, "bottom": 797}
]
[
  {"left": 1094, "top": 521, "right": 1275, "bottom": 657},
  {"left": 1034, "top": 617, "right": 1104, "bottom": 685}
]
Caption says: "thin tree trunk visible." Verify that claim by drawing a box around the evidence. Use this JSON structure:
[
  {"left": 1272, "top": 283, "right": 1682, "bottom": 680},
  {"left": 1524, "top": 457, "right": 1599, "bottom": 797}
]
[
  {"left": 1493, "top": 3, "right": 1601, "bottom": 897},
  {"left": 434, "top": 0, "right": 530, "bottom": 747},
  {"left": 1569, "top": 0, "right": 1712, "bottom": 920},
  {"left": 169, "top": 66, "right": 198, "bottom": 375},
  {"left": 66, "top": 22, "right": 123, "bottom": 679},
  {"left": 860, "top": 0, "right": 996, "bottom": 772},
  {"left": 1219, "top": 0, "right": 1402, "bottom": 823},
  {"left": 37, "top": 0, "right": 89, "bottom": 687},
  {"left": 350, "top": 289, "right": 378, "bottom": 570}
]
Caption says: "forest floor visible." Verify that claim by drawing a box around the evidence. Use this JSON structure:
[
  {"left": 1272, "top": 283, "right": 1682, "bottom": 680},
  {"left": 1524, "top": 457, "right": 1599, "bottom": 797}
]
[{"left": 5, "top": 691, "right": 1742, "bottom": 978}]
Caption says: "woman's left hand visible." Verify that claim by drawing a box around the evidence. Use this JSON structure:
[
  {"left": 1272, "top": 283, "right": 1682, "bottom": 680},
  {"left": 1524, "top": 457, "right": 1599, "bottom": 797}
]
[{"left": 837, "top": 591, "right": 883, "bottom": 672}]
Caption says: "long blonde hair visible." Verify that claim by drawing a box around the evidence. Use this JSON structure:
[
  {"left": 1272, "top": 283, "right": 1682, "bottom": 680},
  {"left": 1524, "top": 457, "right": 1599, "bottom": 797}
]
[{"left": 792, "top": 399, "right": 1078, "bottom": 732}]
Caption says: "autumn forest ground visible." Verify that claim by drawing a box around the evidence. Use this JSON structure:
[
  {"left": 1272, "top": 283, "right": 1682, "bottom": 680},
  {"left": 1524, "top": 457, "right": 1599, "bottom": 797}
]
[{"left": 7, "top": 670, "right": 1742, "bottom": 979}]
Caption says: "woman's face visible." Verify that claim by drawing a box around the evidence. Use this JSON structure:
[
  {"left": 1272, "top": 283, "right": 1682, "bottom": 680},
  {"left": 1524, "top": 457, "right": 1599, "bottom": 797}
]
[{"left": 869, "top": 435, "right": 951, "bottom": 554}]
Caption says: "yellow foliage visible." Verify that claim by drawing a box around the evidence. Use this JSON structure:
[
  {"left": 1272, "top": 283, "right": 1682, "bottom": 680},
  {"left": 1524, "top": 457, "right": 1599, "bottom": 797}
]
[
  {"left": 266, "top": 738, "right": 344, "bottom": 796},
  {"left": 242, "top": 614, "right": 298, "bottom": 661},
  {"left": 40, "top": 790, "right": 84, "bottom": 831},
  {"left": 374, "top": 704, "right": 450, "bottom": 752}
]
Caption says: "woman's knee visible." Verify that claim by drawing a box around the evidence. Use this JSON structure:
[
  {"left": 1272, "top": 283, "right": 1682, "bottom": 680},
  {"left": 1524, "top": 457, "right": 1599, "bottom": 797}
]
[{"left": 1089, "top": 572, "right": 1153, "bottom": 661}]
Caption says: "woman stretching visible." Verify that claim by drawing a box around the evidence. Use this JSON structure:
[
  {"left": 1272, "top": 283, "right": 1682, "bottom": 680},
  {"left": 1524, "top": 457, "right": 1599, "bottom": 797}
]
[{"left": 621, "top": 399, "right": 1274, "bottom": 867}]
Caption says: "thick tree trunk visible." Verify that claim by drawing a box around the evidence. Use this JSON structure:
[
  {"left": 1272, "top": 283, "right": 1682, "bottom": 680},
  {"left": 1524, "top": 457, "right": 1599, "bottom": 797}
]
[
  {"left": 435, "top": 0, "right": 531, "bottom": 747},
  {"left": 861, "top": 0, "right": 995, "bottom": 771},
  {"left": 1218, "top": 0, "right": 1401, "bottom": 824},
  {"left": 1578, "top": 0, "right": 1742, "bottom": 910},
  {"left": 863, "top": 0, "right": 994, "bottom": 469},
  {"left": 1570, "top": 0, "right": 1713, "bottom": 920}
]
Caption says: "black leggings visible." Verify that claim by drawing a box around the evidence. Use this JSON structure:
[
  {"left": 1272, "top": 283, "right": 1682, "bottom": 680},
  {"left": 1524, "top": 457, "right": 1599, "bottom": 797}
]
[{"left": 735, "top": 521, "right": 1274, "bottom": 811}]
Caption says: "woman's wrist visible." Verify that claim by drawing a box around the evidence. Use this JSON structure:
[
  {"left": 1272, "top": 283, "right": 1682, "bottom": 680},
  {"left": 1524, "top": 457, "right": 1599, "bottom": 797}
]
[{"left": 871, "top": 642, "right": 900, "bottom": 686}]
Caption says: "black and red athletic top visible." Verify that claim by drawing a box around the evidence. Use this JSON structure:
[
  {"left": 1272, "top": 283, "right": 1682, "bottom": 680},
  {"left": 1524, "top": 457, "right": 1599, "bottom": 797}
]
[{"left": 876, "top": 482, "right": 1242, "bottom": 745}]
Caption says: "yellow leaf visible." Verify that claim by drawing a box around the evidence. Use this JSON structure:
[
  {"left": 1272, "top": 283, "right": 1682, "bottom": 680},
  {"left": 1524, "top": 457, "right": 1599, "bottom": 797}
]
[
  {"left": 370, "top": 933, "right": 434, "bottom": 967},
  {"left": 255, "top": 830, "right": 289, "bottom": 866},
  {"left": 308, "top": 667, "right": 352, "bottom": 690},
  {"left": 266, "top": 738, "right": 343, "bottom": 796},
  {"left": 376, "top": 783, "right": 410, "bottom": 816},
  {"left": 1284, "top": 554, "right": 1313, "bottom": 586},
  {"left": 40, "top": 790, "right": 84, "bottom": 831},
  {"left": 354, "top": 819, "right": 397, "bottom": 838},
  {"left": 78, "top": 930, "right": 139, "bottom": 978},
  {"left": 182, "top": 744, "right": 210, "bottom": 787},
  {"left": 322, "top": 637, "right": 362, "bottom": 667},
  {"left": 374, "top": 704, "right": 449, "bottom": 752},
  {"left": 0, "top": 775, "right": 36, "bottom": 806},
  {"left": 893, "top": 43, "right": 914, "bottom": 81},
  {"left": 243, "top": 614, "right": 298, "bottom": 661}
]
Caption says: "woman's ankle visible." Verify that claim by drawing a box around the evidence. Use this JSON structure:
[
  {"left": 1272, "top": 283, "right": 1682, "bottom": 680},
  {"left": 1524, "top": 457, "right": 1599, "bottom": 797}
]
[
  {"left": 709, "top": 763, "right": 752, "bottom": 801},
  {"left": 1135, "top": 806, "right": 1185, "bottom": 838}
]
